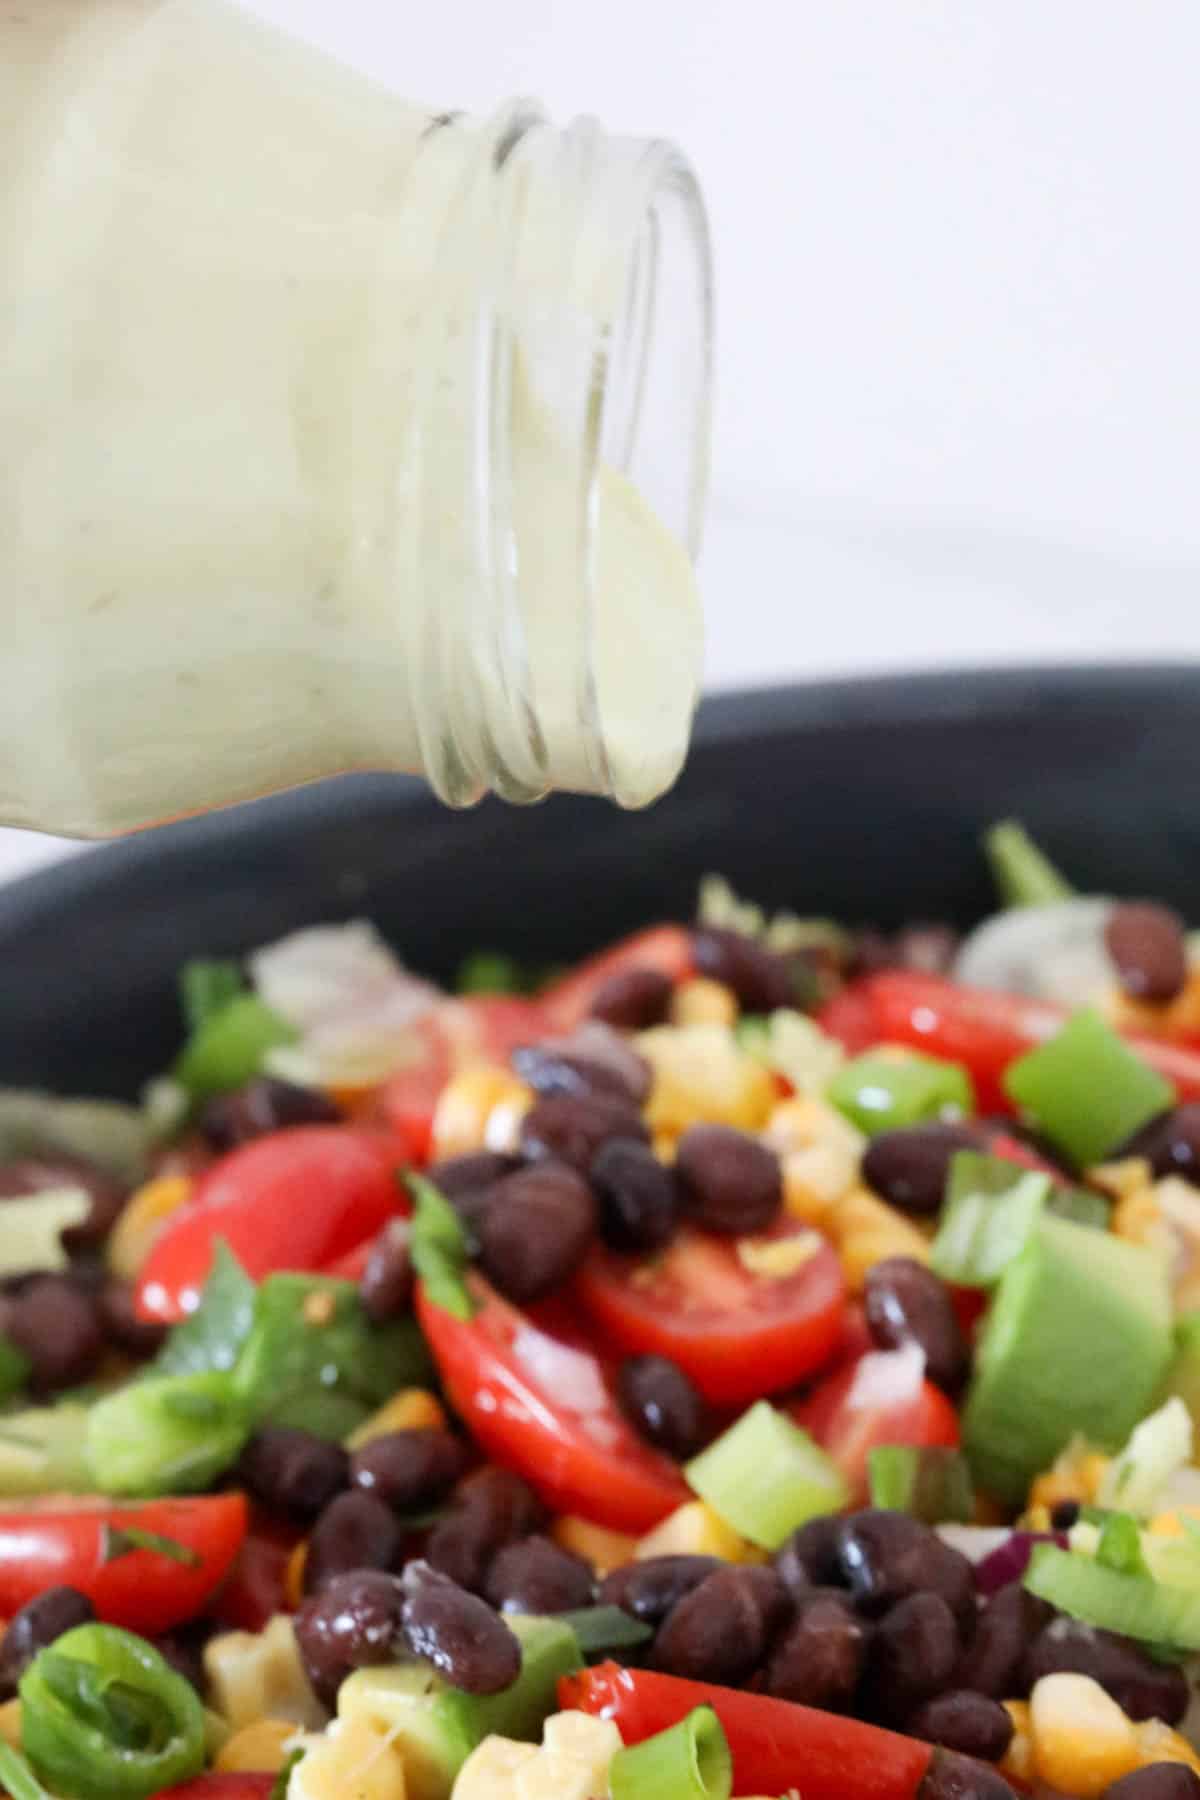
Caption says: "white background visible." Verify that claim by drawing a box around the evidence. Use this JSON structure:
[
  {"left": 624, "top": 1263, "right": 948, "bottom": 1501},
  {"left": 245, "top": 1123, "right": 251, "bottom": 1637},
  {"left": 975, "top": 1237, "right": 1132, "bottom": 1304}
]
[{"left": 4, "top": 0, "right": 1199, "bottom": 883}]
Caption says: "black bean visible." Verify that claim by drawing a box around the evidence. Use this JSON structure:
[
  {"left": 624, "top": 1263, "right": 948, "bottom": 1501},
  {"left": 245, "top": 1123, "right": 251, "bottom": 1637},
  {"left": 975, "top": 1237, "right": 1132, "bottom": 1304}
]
[
  {"left": 616, "top": 1356, "right": 708, "bottom": 1460},
  {"left": 1123, "top": 1104, "right": 1200, "bottom": 1182},
  {"left": 893, "top": 925, "right": 962, "bottom": 978},
  {"left": 868, "top": 1591, "right": 961, "bottom": 1718},
  {"left": 293, "top": 1569, "right": 406, "bottom": 1709},
  {"left": 153, "top": 1623, "right": 212, "bottom": 1697},
  {"left": 1, "top": 1275, "right": 105, "bottom": 1394},
  {"left": 303, "top": 1492, "right": 404, "bottom": 1595},
  {"left": 861, "top": 1123, "right": 985, "bottom": 1217},
  {"left": 598, "top": 1556, "right": 723, "bottom": 1626},
  {"left": 917, "top": 1748, "right": 1019, "bottom": 1800},
  {"left": 350, "top": 1430, "right": 467, "bottom": 1513},
  {"left": 484, "top": 1535, "right": 595, "bottom": 1614},
  {"left": 591, "top": 1139, "right": 679, "bottom": 1252},
  {"left": 909, "top": 1691, "right": 1014, "bottom": 1762},
  {"left": 519, "top": 1094, "right": 649, "bottom": 1172},
  {"left": 674, "top": 1125, "right": 782, "bottom": 1235},
  {"left": 774, "top": 1515, "right": 845, "bottom": 1596},
  {"left": 864, "top": 1258, "right": 970, "bottom": 1394},
  {"left": 1024, "top": 1617, "right": 1188, "bottom": 1724},
  {"left": 692, "top": 927, "right": 795, "bottom": 1013},
  {"left": 199, "top": 1078, "right": 342, "bottom": 1153},
  {"left": 0, "top": 1587, "right": 96, "bottom": 1698},
  {"left": 478, "top": 1163, "right": 596, "bottom": 1303},
  {"left": 359, "top": 1222, "right": 414, "bottom": 1324},
  {"left": 400, "top": 1561, "right": 521, "bottom": 1695},
  {"left": 1050, "top": 1499, "right": 1081, "bottom": 1530},
  {"left": 588, "top": 967, "right": 674, "bottom": 1031},
  {"left": 1106, "top": 902, "right": 1188, "bottom": 1004},
  {"left": 955, "top": 1583, "right": 1051, "bottom": 1700},
  {"left": 654, "top": 1565, "right": 789, "bottom": 1684},
  {"left": 1102, "top": 1768, "right": 1200, "bottom": 1800},
  {"left": 513, "top": 1024, "right": 651, "bottom": 1109},
  {"left": 836, "top": 1511, "right": 975, "bottom": 1627},
  {"left": 96, "top": 1278, "right": 168, "bottom": 1357},
  {"left": 425, "top": 1153, "right": 521, "bottom": 1239},
  {"left": 0, "top": 1157, "right": 126, "bottom": 1254},
  {"left": 763, "top": 1588, "right": 867, "bottom": 1710},
  {"left": 426, "top": 1469, "right": 544, "bottom": 1593},
  {"left": 239, "top": 1427, "right": 350, "bottom": 1522}
]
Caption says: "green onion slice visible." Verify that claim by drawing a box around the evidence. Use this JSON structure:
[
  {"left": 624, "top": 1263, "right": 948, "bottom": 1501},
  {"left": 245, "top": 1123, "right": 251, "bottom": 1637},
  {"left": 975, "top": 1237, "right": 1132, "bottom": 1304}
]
[{"left": 609, "top": 1706, "right": 733, "bottom": 1800}]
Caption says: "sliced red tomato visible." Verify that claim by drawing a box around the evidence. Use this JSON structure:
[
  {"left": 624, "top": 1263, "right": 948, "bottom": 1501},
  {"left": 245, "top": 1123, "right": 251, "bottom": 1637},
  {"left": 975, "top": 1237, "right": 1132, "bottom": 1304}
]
[
  {"left": 575, "top": 1220, "right": 846, "bottom": 1409},
  {"left": 417, "top": 1276, "right": 688, "bottom": 1533},
  {"left": 136, "top": 1127, "right": 406, "bottom": 1323},
  {"left": 862, "top": 971, "right": 1200, "bottom": 1113},
  {"left": 817, "top": 983, "right": 882, "bottom": 1055},
  {"left": 156, "top": 1780, "right": 275, "bottom": 1800},
  {"left": 790, "top": 1354, "right": 960, "bottom": 1504},
  {"left": 209, "top": 1510, "right": 301, "bottom": 1632},
  {"left": 539, "top": 925, "right": 693, "bottom": 1031},
  {"left": 0, "top": 1494, "right": 247, "bottom": 1635},
  {"left": 369, "top": 1014, "right": 455, "bottom": 1164}
]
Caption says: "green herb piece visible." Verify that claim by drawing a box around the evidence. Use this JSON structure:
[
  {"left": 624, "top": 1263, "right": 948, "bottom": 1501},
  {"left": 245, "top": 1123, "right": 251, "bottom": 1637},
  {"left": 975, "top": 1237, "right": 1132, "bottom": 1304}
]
[
  {"left": 173, "top": 995, "right": 296, "bottom": 1103},
  {"left": 408, "top": 1175, "right": 475, "bottom": 1321},
  {"left": 456, "top": 952, "right": 523, "bottom": 996},
  {"left": 930, "top": 1153, "right": 1052, "bottom": 1288},
  {"left": 87, "top": 1370, "right": 250, "bottom": 1496},
  {"left": 0, "top": 1333, "right": 31, "bottom": 1403},
  {"left": 686, "top": 1402, "right": 848, "bottom": 1551},
  {"left": 868, "top": 1445, "right": 974, "bottom": 1524},
  {"left": 1004, "top": 1011, "right": 1173, "bottom": 1170},
  {"left": 984, "top": 820, "right": 1075, "bottom": 909},
  {"left": 20, "top": 1624, "right": 207, "bottom": 1800},
  {"left": 152, "top": 1241, "right": 258, "bottom": 1381},
  {"left": 1025, "top": 1543, "right": 1200, "bottom": 1651},
  {"left": 0, "top": 1406, "right": 95, "bottom": 1497},
  {"left": 557, "top": 1607, "right": 655, "bottom": 1658},
  {"left": 610, "top": 1706, "right": 732, "bottom": 1800},
  {"left": 179, "top": 960, "right": 245, "bottom": 1034},
  {"left": 100, "top": 1527, "right": 201, "bottom": 1569},
  {"left": 828, "top": 1051, "right": 974, "bottom": 1137},
  {"left": 270, "top": 1748, "right": 305, "bottom": 1800},
  {"left": 1096, "top": 1513, "right": 1151, "bottom": 1580},
  {"left": 1096, "top": 1397, "right": 1194, "bottom": 1518},
  {"left": 0, "top": 1742, "right": 52, "bottom": 1800}
]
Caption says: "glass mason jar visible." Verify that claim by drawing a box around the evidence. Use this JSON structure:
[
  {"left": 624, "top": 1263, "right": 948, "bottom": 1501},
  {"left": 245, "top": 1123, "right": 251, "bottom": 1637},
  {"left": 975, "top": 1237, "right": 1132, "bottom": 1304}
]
[{"left": 0, "top": 0, "right": 712, "bottom": 835}]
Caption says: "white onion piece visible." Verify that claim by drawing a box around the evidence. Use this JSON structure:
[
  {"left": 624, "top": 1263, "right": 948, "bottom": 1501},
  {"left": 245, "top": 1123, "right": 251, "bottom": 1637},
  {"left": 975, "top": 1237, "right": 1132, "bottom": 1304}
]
[
  {"left": 935, "top": 1525, "right": 1014, "bottom": 1565},
  {"left": 954, "top": 899, "right": 1115, "bottom": 1006},
  {"left": 846, "top": 1342, "right": 926, "bottom": 1412},
  {"left": 512, "top": 1325, "right": 609, "bottom": 1416}
]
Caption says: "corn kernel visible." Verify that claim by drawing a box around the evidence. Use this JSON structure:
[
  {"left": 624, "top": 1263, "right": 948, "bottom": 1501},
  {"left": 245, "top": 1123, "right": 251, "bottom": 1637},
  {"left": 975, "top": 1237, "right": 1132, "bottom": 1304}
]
[
  {"left": 1030, "top": 1672, "right": 1141, "bottom": 1798},
  {"left": 1029, "top": 1438, "right": 1111, "bottom": 1514},
  {"left": 1108, "top": 969, "right": 1200, "bottom": 1042},
  {"left": 1112, "top": 1185, "right": 1171, "bottom": 1256},
  {"left": 106, "top": 1175, "right": 192, "bottom": 1280},
  {"left": 0, "top": 1698, "right": 20, "bottom": 1750},
  {"left": 1135, "top": 1719, "right": 1200, "bottom": 1775},
  {"left": 204, "top": 1614, "right": 326, "bottom": 1732},
  {"left": 636, "top": 1025, "right": 776, "bottom": 1137},
  {"left": 839, "top": 1226, "right": 929, "bottom": 1292},
  {"left": 1089, "top": 1158, "right": 1155, "bottom": 1201},
  {"left": 737, "top": 1232, "right": 821, "bottom": 1279},
  {"left": 670, "top": 977, "right": 739, "bottom": 1028},
  {"left": 284, "top": 1541, "right": 308, "bottom": 1611},
  {"left": 290, "top": 1716, "right": 408, "bottom": 1800},
  {"left": 552, "top": 1516, "right": 638, "bottom": 1576},
  {"left": 1149, "top": 1506, "right": 1200, "bottom": 1539},
  {"left": 636, "top": 1500, "right": 764, "bottom": 1564},
  {"left": 430, "top": 1065, "right": 531, "bottom": 1162},
  {"left": 1000, "top": 1700, "right": 1033, "bottom": 1786},
  {"left": 345, "top": 1389, "right": 448, "bottom": 1450},
  {"left": 216, "top": 1718, "right": 298, "bottom": 1774}
]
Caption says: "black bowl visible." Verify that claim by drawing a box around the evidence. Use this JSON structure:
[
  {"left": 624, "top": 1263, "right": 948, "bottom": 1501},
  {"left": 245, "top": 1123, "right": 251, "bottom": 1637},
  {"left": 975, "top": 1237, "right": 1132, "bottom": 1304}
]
[{"left": 4, "top": 665, "right": 1199, "bottom": 1099}]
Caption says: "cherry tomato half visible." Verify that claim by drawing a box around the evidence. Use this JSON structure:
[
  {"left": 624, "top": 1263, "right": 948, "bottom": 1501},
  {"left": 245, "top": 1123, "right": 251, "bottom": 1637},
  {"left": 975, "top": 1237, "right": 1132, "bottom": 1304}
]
[
  {"left": 209, "top": 1509, "right": 302, "bottom": 1632},
  {"left": 790, "top": 1355, "right": 959, "bottom": 1505},
  {"left": 156, "top": 1780, "right": 275, "bottom": 1800},
  {"left": 417, "top": 1277, "right": 688, "bottom": 1533},
  {"left": 0, "top": 1494, "right": 247, "bottom": 1635},
  {"left": 575, "top": 1220, "right": 846, "bottom": 1409},
  {"left": 136, "top": 1127, "right": 405, "bottom": 1322},
  {"left": 539, "top": 925, "right": 692, "bottom": 1031}
]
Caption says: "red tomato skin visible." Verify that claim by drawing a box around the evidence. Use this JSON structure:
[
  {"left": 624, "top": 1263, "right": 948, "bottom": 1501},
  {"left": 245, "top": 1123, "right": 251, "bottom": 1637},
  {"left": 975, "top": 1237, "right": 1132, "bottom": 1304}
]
[
  {"left": 790, "top": 1359, "right": 960, "bottom": 1504},
  {"left": 209, "top": 1510, "right": 301, "bottom": 1632},
  {"left": 560, "top": 1663, "right": 933, "bottom": 1800},
  {"left": 817, "top": 984, "right": 882, "bottom": 1055},
  {"left": 136, "top": 1127, "right": 405, "bottom": 1322},
  {"left": 0, "top": 1494, "right": 247, "bottom": 1635},
  {"left": 539, "top": 926, "right": 692, "bottom": 1031},
  {"left": 156, "top": 1779, "right": 275, "bottom": 1800},
  {"left": 575, "top": 1225, "right": 846, "bottom": 1408},
  {"left": 416, "top": 1280, "right": 687, "bottom": 1534}
]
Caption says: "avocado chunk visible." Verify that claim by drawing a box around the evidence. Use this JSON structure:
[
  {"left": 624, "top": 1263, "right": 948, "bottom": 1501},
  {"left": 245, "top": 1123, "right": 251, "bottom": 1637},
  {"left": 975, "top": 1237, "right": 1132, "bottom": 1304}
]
[
  {"left": 963, "top": 1214, "right": 1172, "bottom": 1505},
  {"left": 336, "top": 1615, "right": 582, "bottom": 1800}
]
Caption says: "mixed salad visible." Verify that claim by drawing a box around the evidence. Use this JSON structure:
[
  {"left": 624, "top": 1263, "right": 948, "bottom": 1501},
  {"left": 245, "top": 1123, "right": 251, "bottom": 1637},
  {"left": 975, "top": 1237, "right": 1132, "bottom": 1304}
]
[{"left": 5, "top": 824, "right": 1200, "bottom": 1800}]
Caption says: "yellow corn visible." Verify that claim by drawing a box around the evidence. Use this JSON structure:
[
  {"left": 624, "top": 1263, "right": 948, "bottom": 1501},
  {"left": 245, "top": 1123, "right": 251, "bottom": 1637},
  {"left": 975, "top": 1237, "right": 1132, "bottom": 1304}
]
[
  {"left": 1112, "top": 1184, "right": 1172, "bottom": 1256},
  {"left": 1149, "top": 1505, "right": 1200, "bottom": 1539},
  {"left": 1107, "top": 968, "right": 1200, "bottom": 1042},
  {"left": 636, "top": 1500, "right": 764, "bottom": 1565},
  {"left": 1135, "top": 1719, "right": 1200, "bottom": 1775},
  {"left": 204, "top": 1614, "right": 326, "bottom": 1732},
  {"left": 636, "top": 1024, "right": 776, "bottom": 1137},
  {"left": 768, "top": 1096, "right": 864, "bottom": 1225},
  {"left": 429, "top": 1065, "right": 532, "bottom": 1162},
  {"left": 670, "top": 977, "right": 739, "bottom": 1028},
  {"left": 1089, "top": 1157, "right": 1155, "bottom": 1201},
  {"left": 216, "top": 1718, "right": 298, "bottom": 1774},
  {"left": 0, "top": 1698, "right": 20, "bottom": 1750},
  {"left": 552, "top": 1516, "right": 638, "bottom": 1576},
  {"left": 827, "top": 1186, "right": 930, "bottom": 1291},
  {"left": 106, "top": 1174, "right": 192, "bottom": 1280},
  {"left": 999, "top": 1700, "right": 1033, "bottom": 1786},
  {"left": 1030, "top": 1672, "right": 1141, "bottom": 1798},
  {"left": 284, "top": 1541, "right": 308, "bottom": 1611},
  {"left": 290, "top": 1716, "right": 408, "bottom": 1800},
  {"left": 1028, "top": 1441, "right": 1111, "bottom": 1516},
  {"left": 345, "top": 1388, "right": 448, "bottom": 1450}
]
